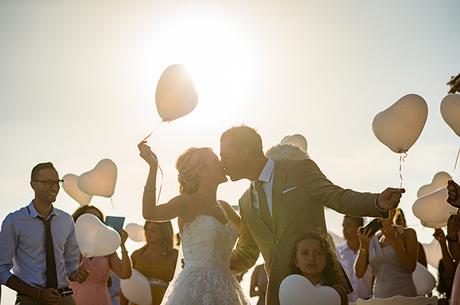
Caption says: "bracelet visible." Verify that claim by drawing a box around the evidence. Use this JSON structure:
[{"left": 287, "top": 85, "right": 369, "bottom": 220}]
[
  {"left": 36, "top": 288, "right": 41, "bottom": 301},
  {"left": 144, "top": 186, "right": 156, "bottom": 192}
]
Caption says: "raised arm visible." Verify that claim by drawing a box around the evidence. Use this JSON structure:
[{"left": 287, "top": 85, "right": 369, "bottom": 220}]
[
  {"left": 354, "top": 226, "right": 373, "bottom": 278},
  {"left": 138, "top": 141, "right": 185, "bottom": 221},
  {"left": 433, "top": 228, "right": 457, "bottom": 278},
  {"left": 381, "top": 219, "right": 417, "bottom": 273},
  {"left": 447, "top": 212, "right": 460, "bottom": 261},
  {"left": 300, "top": 159, "right": 403, "bottom": 217},
  {"left": 108, "top": 230, "right": 132, "bottom": 279}
]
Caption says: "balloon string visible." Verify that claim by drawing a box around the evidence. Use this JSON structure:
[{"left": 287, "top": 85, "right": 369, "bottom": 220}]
[
  {"left": 399, "top": 153, "right": 407, "bottom": 188},
  {"left": 79, "top": 256, "right": 88, "bottom": 267},
  {"left": 157, "top": 165, "right": 164, "bottom": 203},
  {"left": 110, "top": 197, "right": 116, "bottom": 211},
  {"left": 142, "top": 120, "right": 163, "bottom": 142},
  {"left": 453, "top": 145, "right": 460, "bottom": 174}
]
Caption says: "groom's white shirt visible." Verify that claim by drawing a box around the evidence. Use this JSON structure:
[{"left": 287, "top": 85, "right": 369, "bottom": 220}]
[{"left": 250, "top": 159, "right": 275, "bottom": 216}]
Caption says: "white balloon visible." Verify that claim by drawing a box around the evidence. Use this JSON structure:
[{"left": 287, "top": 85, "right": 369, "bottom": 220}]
[
  {"left": 62, "top": 174, "right": 92, "bottom": 206},
  {"left": 280, "top": 134, "right": 308, "bottom": 152},
  {"left": 120, "top": 270, "right": 152, "bottom": 305},
  {"left": 417, "top": 171, "right": 451, "bottom": 198},
  {"left": 78, "top": 159, "right": 117, "bottom": 197},
  {"left": 356, "top": 295, "right": 438, "bottom": 305},
  {"left": 412, "top": 188, "right": 458, "bottom": 228},
  {"left": 125, "top": 223, "right": 146, "bottom": 242},
  {"left": 440, "top": 94, "right": 460, "bottom": 136},
  {"left": 75, "top": 214, "right": 120, "bottom": 257},
  {"left": 412, "top": 263, "right": 436, "bottom": 296},
  {"left": 422, "top": 238, "right": 442, "bottom": 269},
  {"left": 266, "top": 143, "right": 310, "bottom": 161},
  {"left": 279, "top": 274, "right": 340, "bottom": 305},
  {"left": 372, "top": 94, "right": 428, "bottom": 153},
  {"left": 156, "top": 64, "right": 198, "bottom": 122}
]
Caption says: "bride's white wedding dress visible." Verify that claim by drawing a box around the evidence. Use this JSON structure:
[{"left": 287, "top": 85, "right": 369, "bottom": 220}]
[{"left": 163, "top": 214, "right": 250, "bottom": 305}]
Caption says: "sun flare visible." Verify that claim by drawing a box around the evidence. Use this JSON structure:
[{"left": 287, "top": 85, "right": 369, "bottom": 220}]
[{"left": 151, "top": 13, "right": 258, "bottom": 124}]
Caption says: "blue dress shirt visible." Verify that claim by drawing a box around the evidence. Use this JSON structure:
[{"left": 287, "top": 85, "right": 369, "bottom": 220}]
[{"left": 0, "top": 201, "right": 80, "bottom": 288}]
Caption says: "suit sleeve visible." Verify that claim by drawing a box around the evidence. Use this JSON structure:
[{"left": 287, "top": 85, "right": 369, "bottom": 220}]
[
  {"left": 301, "top": 159, "right": 386, "bottom": 217},
  {"left": 230, "top": 208, "right": 260, "bottom": 274}
]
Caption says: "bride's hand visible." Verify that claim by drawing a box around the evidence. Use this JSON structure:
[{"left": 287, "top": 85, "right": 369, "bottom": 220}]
[{"left": 138, "top": 140, "right": 158, "bottom": 167}]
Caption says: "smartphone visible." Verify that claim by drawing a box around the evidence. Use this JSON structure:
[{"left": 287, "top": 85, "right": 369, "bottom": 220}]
[
  {"left": 362, "top": 218, "right": 382, "bottom": 235},
  {"left": 105, "top": 216, "right": 125, "bottom": 232}
]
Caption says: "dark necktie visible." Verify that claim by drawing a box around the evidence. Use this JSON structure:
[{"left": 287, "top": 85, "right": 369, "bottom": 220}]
[
  {"left": 254, "top": 181, "right": 272, "bottom": 230},
  {"left": 38, "top": 215, "right": 58, "bottom": 288}
]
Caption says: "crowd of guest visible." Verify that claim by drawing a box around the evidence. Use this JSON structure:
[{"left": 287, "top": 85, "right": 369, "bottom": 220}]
[{"left": 1, "top": 158, "right": 460, "bottom": 305}]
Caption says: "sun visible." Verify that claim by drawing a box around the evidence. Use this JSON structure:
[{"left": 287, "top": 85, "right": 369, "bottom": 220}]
[{"left": 150, "top": 12, "right": 258, "bottom": 126}]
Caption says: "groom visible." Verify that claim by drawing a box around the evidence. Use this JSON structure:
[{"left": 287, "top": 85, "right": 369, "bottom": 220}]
[{"left": 220, "top": 126, "right": 404, "bottom": 305}]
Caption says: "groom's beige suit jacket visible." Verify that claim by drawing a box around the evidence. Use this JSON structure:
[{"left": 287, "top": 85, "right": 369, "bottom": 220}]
[{"left": 230, "top": 159, "right": 387, "bottom": 305}]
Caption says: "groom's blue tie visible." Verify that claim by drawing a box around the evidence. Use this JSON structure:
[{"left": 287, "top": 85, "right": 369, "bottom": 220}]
[{"left": 254, "top": 181, "right": 272, "bottom": 230}]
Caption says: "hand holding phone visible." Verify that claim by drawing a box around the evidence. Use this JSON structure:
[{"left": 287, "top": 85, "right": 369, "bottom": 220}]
[
  {"left": 362, "top": 218, "right": 382, "bottom": 236},
  {"left": 105, "top": 216, "right": 125, "bottom": 233}
]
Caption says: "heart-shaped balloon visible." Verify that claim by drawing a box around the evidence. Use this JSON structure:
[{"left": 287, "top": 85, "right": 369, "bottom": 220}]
[
  {"left": 78, "top": 159, "right": 117, "bottom": 197},
  {"left": 62, "top": 174, "right": 92, "bottom": 206},
  {"left": 75, "top": 214, "right": 121, "bottom": 257},
  {"left": 125, "top": 223, "right": 146, "bottom": 242},
  {"left": 279, "top": 274, "right": 340, "bottom": 305},
  {"left": 156, "top": 64, "right": 198, "bottom": 122},
  {"left": 440, "top": 94, "right": 460, "bottom": 136},
  {"left": 412, "top": 262, "right": 436, "bottom": 296},
  {"left": 120, "top": 270, "right": 152, "bottom": 305},
  {"left": 422, "top": 239, "right": 442, "bottom": 269},
  {"left": 412, "top": 188, "right": 458, "bottom": 228},
  {"left": 280, "top": 134, "right": 308, "bottom": 152},
  {"left": 372, "top": 94, "right": 428, "bottom": 153},
  {"left": 417, "top": 171, "right": 451, "bottom": 198}
]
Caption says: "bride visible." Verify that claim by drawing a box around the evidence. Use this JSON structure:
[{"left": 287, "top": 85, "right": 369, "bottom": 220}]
[{"left": 138, "top": 141, "right": 250, "bottom": 305}]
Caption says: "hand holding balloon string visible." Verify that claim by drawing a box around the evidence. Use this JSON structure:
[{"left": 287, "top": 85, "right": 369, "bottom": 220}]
[{"left": 138, "top": 140, "right": 163, "bottom": 202}]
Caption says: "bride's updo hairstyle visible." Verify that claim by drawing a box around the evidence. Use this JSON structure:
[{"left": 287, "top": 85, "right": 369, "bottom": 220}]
[{"left": 176, "top": 147, "right": 215, "bottom": 194}]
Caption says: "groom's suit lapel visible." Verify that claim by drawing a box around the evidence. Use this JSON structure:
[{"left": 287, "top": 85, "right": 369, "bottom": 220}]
[
  {"left": 272, "top": 161, "right": 287, "bottom": 235},
  {"left": 242, "top": 184, "right": 273, "bottom": 236}
]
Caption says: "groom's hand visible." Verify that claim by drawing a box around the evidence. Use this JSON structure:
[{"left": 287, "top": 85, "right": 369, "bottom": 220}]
[{"left": 377, "top": 188, "right": 405, "bottom": 211}]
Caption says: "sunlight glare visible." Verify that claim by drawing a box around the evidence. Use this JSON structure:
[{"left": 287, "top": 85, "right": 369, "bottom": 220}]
[{"left": 152, "top": 13, "right": 257, "bottom": 125}]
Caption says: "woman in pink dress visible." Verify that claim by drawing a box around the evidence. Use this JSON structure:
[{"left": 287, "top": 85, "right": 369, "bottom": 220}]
[{"left": 70, "top": 205, "right": 133, "bottom": 305}]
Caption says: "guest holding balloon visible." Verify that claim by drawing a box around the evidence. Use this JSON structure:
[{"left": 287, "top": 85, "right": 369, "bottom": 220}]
[
  {"left": 70, "top": 206, "right": 132, "bottom": 305},
  {"left": 393, "top": 208, "right": 427, "bottom": 267},
  {"left": 0, "top": 162, "right": 89, "bottom": 305},
  {"left": 288, "top": 231, "right": 348, "bottom": 305},
  {"left": 433, "top": 228, "right": 456, "bottom": 305},
  {"left": 355, "top": 210, "right": 418, "bottom": 298},
  {"left": 336, "top": 215, "right": 373, "bottom": 302},
  {"left": 120, "top": 221, "right": 178, "bottom": 305},
  {"left": 445, "top": 188, "right": 460, "bottom": 305}
]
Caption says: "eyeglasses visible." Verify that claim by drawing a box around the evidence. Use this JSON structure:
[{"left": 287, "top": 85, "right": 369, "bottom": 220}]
[{"left": 33, "top": 179, "right": 64, "bottom": 188}]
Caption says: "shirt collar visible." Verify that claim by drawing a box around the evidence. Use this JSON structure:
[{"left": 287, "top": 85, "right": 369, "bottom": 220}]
[
  {"left": 253, "top": 159, "right": 275, "bottom": 184},
  {"left": 28, "top": 200, "right": 58, "bottom": 218}
]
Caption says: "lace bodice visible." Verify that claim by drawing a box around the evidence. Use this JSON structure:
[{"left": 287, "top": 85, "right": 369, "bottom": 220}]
[
  {"left": 162, "top": 214, "right": 249, "bottom": 305},
  {"left": 181, "top": 215, "right": 238, "bottom": 270}
]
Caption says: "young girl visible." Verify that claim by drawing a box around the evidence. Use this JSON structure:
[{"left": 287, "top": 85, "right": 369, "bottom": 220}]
[{"left": 290, "top": 231, "right": 348, "bottom": 305}]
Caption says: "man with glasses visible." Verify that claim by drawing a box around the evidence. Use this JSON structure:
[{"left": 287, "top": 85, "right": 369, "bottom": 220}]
[{"left": 0, "top": 162, "right": 89, "bottom": 305}]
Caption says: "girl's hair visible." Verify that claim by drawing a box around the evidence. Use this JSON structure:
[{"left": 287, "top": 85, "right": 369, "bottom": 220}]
[
  {"left": 143, "top": 220, "right": 175, "bottom": 255},
  {"left": 290, "top": 231, "right": 340, "bottom": 286},
  {"left": 176, "top": 147, "right": 215, "bottom": 194},
  {"left": 72, "top": 205, "right": 104, "bottom": 222}
]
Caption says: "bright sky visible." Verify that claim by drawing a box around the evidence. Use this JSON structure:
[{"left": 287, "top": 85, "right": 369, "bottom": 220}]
[{"left": 1, "top": 0, "right": 460, "bottom": 304}]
